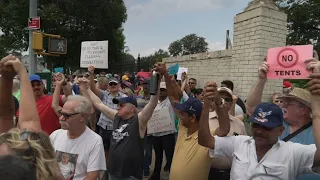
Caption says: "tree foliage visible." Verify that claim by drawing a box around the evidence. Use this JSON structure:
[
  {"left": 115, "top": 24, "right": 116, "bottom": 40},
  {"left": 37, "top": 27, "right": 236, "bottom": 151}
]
[
  {"left": 275, "top": 0, "right": 320, "bottom": 53},
  {"left": 139, "top": 49, "right": 170, "bottom": 71},
  {"left": 0, "top": 0, "right": 127, "bottom": 71},
  {"left": 168, "top": 34, "right": 208, "bottom": 56}
]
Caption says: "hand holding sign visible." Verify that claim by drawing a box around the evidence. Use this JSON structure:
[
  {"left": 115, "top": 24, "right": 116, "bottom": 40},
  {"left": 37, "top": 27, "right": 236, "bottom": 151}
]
[
  {"left": 305, "top": 51, "right": 320, "bottom": 73},
  {"left": 88, "top": 65, "right": 95, "bottom": 75},
  {"left": 267, "top": 45, "right": 313, "bottom": 79},
  {"left": 258, "top": 59, "right": 269, "bottom": 80}
]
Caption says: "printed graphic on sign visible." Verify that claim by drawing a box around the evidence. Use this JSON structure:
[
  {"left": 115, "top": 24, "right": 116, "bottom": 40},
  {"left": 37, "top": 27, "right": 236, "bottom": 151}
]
[
  {"left": 267, "top": 45, "right": 313, "bottom": 79},
  {"left": 56, "top": 151, "right": 78, "bottom": 180},
  {"left": 28, "top": 17, "right": 40, "bottom": 29},
  {"left": 147, "top": 107, "right": 175, "bottom": 134},
  {"left": 80, "top": 41, "right": 108, "bottom": 69}
]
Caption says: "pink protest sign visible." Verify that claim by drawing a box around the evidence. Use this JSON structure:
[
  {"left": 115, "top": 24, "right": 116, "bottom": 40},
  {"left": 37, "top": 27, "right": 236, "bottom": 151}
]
[{"left": 267, "top": 45, "right": 313, "bottom": 79}]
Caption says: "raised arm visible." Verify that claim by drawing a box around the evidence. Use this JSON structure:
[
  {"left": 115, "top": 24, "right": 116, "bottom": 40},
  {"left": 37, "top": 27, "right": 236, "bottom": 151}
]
[
  {"left": 83, "top": 78, "right": 117, "bottom": 120},
  {"left": 306, "top": 57, "right": 320, "bottom": 167},
  {"left": 61, "top": 78, "right": 72, "bottom": 103},
  {"left": 0, "top": 55, "right": 15, "bottom": 133},
  {"left": 138, "top": 77, "right": 160, "bottom": 128},
  {"left": 246, "top": 59, "right": 268, "bottom": 114},
  {"left": 51, "top": 73, "right": 64, "bottom": 116},
  {"left": 2, "top": 57, "right": 41, "bottom": 132},
  {"left": 88, "top": 65, "right": 102, "bottom": 97}
]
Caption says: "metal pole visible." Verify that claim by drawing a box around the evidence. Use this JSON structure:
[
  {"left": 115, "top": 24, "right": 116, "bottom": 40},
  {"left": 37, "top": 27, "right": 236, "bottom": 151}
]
[
  {"left": 28, "top": 0, "right": 38, "bottom": 75},
  {"left": 226, "top": 30, "right": 230, "bottom": 50}
]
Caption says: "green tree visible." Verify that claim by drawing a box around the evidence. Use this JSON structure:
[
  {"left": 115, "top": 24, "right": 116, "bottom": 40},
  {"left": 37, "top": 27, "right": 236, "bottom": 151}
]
[
  {"left": 0, "top": 0, "right": 127, "bottom": 71},
  {"left": 168, "top": 34, "right": 209, "bottom": 56},
  {"left": 274, "top": 0, "right": 320, "bottom": 53},
  {"left": 139, "top": 49, "right": 170, "bottom": 71}
]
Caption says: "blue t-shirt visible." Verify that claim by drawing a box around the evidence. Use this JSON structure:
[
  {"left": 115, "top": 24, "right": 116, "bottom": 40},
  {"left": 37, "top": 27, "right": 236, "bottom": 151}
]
[
  {"left": 281, "top": 122, "right": 318, "bottom": 180},
  {"left": 72, "top": 84, "right": 81, "bottom": 95}
]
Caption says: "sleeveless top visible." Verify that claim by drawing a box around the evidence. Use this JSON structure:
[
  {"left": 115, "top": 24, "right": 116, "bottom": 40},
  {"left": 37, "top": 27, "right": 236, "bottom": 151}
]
[{"left": 107, "top": 114, "right": 144, "bottom": 179}]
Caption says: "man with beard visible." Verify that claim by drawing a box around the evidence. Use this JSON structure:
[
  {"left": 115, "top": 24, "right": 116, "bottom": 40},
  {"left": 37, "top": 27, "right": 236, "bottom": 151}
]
[
  {"left": 198, "top": 79, "right": 320, "bottom": 179},
  {"left": 16, "top": 74, "right": 71, "bottom": 135}
]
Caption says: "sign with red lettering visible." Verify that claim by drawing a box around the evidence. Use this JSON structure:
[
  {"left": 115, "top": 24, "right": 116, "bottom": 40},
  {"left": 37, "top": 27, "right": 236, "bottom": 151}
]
[
  {"left": 147, "top": 107, "right": 175, "bottom": 134},
  {"left": 28, "top": 17, "right": 40, "bottom": 29},
  {"left": 267, "top": 45, "right": 313, "bottom": 79}
]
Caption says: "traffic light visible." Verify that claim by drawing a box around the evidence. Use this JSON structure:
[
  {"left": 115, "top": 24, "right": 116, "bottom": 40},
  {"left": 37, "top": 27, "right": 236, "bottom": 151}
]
[
  {"left": 32, "top": 32, "right": 43, "bottom": 51},
  {"left": 48, "top": 37, "right": 67, "bottom": 54}
]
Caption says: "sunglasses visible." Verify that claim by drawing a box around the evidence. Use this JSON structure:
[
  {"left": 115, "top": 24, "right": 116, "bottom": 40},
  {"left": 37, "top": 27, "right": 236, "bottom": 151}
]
[
  {"left": 274, "top": 100, "right": 283, "bottom": 103},
  {"left": 222, "top": 97, "right": 233, "bottom": 103},
  {"left": 58, "top": 110, "right": 80, "bottom": 119},
  {"left": 20, "top": 131, "right": 40, "bottom": 165},
  {"left": 160, "top": 88, "right": 167, "bottom": 91},
  {"left": 109, "top": 82, "right": 118, "bottom": 86},
  {"left": 252, "top": 123, "right": 274, "bottom": 131}
]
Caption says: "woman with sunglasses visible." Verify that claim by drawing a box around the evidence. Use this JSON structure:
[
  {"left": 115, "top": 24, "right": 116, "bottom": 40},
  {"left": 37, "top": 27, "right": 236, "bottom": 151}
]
[{"left": 0, "top": 55, "right": 59, "bottom": 179}]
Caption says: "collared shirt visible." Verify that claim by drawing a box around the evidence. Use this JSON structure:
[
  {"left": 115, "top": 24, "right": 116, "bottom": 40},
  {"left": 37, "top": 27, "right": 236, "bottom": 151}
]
[
  {"left": 169, "top": 123, "right": 214, "bottom": 180},
  {"left": 210, "top": 136, "right": 319, "bottom": 180},
  {"left": 97, "top": 91, "right": 127, "bottom": 130},
  {"left": 150, "top": 97, "right": 176, "bottom": 137},
  {"left": 209, "top": 111, "right": 247, "bottom": 169}
]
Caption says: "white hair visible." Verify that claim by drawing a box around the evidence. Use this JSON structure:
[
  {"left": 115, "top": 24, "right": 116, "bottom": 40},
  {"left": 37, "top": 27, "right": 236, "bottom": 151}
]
[
  {"left": 67, "top": 95, "right": 93, "bottom": 114},
  {"left": 13, "top": 79, "right": 20, "bottom": 89}
]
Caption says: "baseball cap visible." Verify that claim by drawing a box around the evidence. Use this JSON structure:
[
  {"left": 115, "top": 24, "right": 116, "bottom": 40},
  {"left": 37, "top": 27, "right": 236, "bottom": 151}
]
[
  {"left": 174, "top": 97, "right": 203, "bottom": 120},
  {"left": 109, "top": 78, "right": 119, "bottom": 84},
  {"left": 160, "top": 82, "right": 166, "bottom": 89},
  {"left": 113, "top": 96, "right": 138, "bottom": 107},
  {"left": 278, "top": 88, "right": 311, "bottom": 108},
  {"left": 218, "top": 87, "right": 232, "bottom": 97},
  {"left": 248, "top": 102, "right": 283, "bottom": 128},
  {"left": 29, "top": 74, "right": 41, "bottom": 82},
  {"left": 122, "top": 75, "right": 129, "bottom": 81},
  {"left": 283, "top": 81, "right": 292, "bottom": 88}
]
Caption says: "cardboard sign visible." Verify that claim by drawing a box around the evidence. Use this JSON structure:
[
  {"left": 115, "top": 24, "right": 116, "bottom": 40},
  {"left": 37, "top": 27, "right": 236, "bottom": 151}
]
[
  {"left": 54, "top": 67, "right": 64, "bottom": 73},
  {"left": 80, "top": 41, "right": 108, "bottom": 69},
  {"left": 177, "top": 67, "right": 188, "bottom": 80},
  {"left": 147, "top": 107, "right": 175, "bottom": 134},
  {"left": 168, "top": 64, "right": 179, "bottom": 75},
  {"left": 267, "top": 45, "right": 313, "bottom": 79}
]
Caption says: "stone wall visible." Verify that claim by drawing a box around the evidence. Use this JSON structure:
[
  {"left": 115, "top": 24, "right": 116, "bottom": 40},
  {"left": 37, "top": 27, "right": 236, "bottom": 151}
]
[{"left": 163, "top": 0, "right": 287, "bottom": 101}]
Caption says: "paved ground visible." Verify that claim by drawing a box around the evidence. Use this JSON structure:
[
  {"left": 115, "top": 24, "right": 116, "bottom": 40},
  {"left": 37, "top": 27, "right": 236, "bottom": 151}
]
[{"left": 143, "top": 149, "right": 169, "bottom": 180}]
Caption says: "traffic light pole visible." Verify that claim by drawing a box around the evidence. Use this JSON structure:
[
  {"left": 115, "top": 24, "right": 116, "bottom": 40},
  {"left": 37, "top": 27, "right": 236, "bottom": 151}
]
[{"left": 28, "top": 0, "right": 38, "bottom": 75}]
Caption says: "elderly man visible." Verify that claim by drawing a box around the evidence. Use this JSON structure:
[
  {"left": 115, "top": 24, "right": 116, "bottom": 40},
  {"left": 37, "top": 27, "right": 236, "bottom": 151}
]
[
  {"left": 83, "top": 76, "right": 160, "bottom": 180},
  {"left": 50, "top": 84, "right": 106, "bottom": 180},
  {"left": 246, "top": 57, "right": 318, "bottom": 179},
  {"left": 198, "top": 76, "right": 320, "bottom": 179}
]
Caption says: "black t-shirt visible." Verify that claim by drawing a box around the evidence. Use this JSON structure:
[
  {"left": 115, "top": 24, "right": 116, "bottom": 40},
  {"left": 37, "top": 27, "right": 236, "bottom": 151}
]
[{"left": 107, "top": 114, "right": 144, "bottom": 179}]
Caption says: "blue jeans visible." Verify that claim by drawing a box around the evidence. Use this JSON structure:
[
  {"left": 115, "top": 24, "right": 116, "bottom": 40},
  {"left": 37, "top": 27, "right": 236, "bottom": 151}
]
[{"left": 143, "top": 135, "right": 153, "bottom": 171}]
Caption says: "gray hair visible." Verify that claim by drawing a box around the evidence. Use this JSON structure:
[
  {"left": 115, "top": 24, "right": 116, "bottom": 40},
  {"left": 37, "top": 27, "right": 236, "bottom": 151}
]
[
  {"left": 97, "top": 77, "right": 108, "bottom": 85},
  {"left": 13, "top": 79, "right": 20, "bottom": 89},
  {"left": 67, "top": 95, "right": 93, "bottom": 114}
]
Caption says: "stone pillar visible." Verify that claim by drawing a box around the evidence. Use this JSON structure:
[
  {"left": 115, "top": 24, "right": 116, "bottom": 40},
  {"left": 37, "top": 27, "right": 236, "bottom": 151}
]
[{"left": 232, "top": 0, "right": 287, "bottom": 101}]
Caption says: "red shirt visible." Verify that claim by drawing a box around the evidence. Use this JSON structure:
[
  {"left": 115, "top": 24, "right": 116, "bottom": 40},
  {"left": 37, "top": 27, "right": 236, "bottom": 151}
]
[{"left": 17, "top": 95, "right": 63, "bottom": 135}]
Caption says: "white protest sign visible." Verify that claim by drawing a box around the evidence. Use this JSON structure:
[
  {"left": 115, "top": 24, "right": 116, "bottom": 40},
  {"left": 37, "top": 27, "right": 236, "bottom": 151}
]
[
  {"left": 147, "top": 107, "right": 175, "bottom": 134},
  {"left": 177, "top": 67, "right": 188, "bottom": 80},
  {"left": 80, "top": 41, "right": 108, "bottom": 69}
]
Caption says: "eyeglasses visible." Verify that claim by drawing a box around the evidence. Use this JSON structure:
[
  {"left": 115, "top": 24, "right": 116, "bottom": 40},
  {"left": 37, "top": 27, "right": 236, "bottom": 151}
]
[
  {"left": 109, "top": 82, "right": 118, "bottom": 86},
  {"left": 252, "top": 123, "right": 274, "bottom": 131},
  {"left": 58, "top": 110, "right": 80, "bottom": 119}
]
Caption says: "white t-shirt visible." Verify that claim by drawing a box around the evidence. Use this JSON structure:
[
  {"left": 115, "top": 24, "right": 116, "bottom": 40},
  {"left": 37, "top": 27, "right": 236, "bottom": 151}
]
[{"left": 50, "top": 127, "right": 106, "bottom": 180}]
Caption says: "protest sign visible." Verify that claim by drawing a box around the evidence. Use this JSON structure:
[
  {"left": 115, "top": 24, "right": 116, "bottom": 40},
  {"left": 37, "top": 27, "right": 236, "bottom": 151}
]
[
  {"left": 54, "top": 67, "right": 64, "bottom": 73},
  {"left": 147, "top": 107, "right": 175, "bottom": 134},
  {"left": 80, "top": 41, "right": 108, "bottom": 69},
  {"left": 267, "top": 45, "right": 313, "bottom": 79},
  {"left": 168, "top": 64, "right": 179, "bottom": 75},
  {"left": 177, "top": 67, "right": 188, "bottom": 80}
]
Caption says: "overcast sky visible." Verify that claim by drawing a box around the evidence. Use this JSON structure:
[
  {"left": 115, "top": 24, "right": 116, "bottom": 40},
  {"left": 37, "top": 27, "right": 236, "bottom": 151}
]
[{"left": 123, "top": 0, "right": 251, "bottom": 57}]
